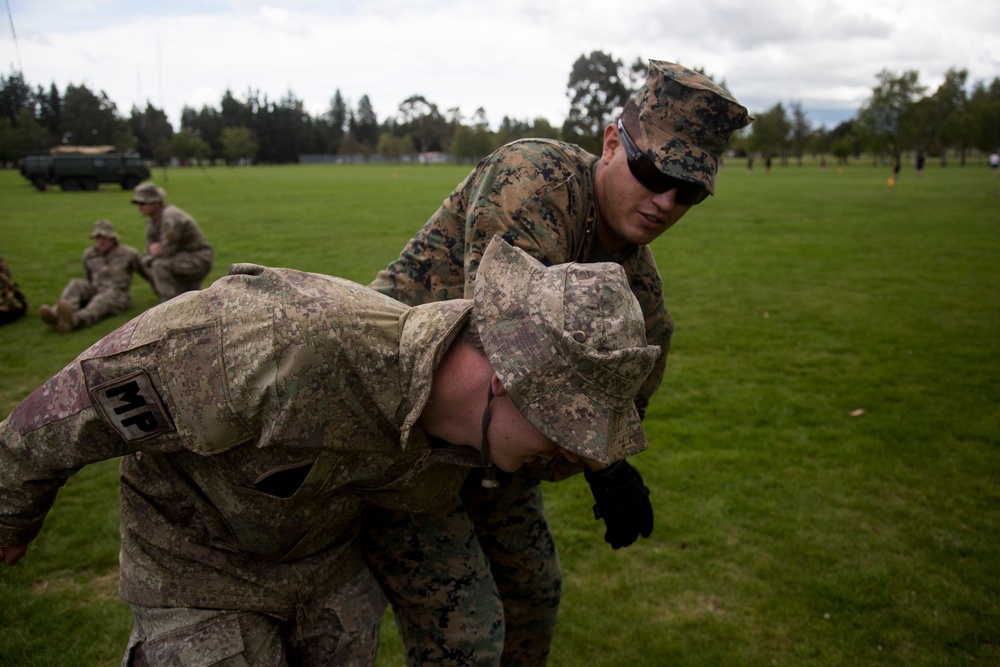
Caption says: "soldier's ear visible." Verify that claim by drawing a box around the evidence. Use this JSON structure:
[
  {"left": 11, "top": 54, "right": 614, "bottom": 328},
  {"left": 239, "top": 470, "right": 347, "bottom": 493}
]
[
  {"left": 490, "top": 373, "right": 508, "bottom": 397},
  {"left": 601, "top": 123, "right": 621, "bottom": 164}
]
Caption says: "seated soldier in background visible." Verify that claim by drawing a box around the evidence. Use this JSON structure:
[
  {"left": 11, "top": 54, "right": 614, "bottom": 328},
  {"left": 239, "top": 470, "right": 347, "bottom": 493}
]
[
  {"left": 131, "top": 181, "right": 214, "bottom": 302},
  {"left": 1, "top": 237, "right": 659, "bottom": 666},
  {"left": 0, "top": 256, "right": 28, "bottom": 326},
  {"left": 39, "top": 219, "right": 144, "bottom": 333}
]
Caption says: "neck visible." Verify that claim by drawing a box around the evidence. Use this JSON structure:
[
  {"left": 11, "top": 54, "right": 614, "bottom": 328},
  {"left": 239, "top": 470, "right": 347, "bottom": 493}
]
[{"left": 592, "top": 161, "right": 628, "bottom": 258}]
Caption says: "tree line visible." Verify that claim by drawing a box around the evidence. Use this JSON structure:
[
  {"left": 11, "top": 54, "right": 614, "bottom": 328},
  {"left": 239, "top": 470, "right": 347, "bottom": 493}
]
[
  {"left": 1, "top": 51, "right": 997, "bottom": 167},
  {"left": 750, "top": 68, "right": 1000, "bottom": 167}
]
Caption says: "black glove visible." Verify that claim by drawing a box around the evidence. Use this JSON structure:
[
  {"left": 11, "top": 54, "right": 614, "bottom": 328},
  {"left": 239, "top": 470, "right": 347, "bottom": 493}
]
[{"left": 584, "top": 460, "right": 653, "bottom": 549}]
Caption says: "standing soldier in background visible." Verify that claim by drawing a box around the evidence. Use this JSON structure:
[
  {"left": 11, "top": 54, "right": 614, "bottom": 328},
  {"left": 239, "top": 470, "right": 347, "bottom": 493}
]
[
  {"left": 366, "top": 60, "right": 752, "bottom": 665},
  {"left": 131, "top": 181, "right": 214, "bottom": 302},
  {"left": 39, "top": 219, "right": 144, "bottom": 333}
]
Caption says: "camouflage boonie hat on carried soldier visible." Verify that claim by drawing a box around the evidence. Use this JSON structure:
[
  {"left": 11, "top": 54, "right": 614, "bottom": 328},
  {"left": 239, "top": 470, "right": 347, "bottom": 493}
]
[
  {"left": 131, "top": 181, "right": 165, "bottom": 204},
  {"left": 90, "top": 219, "right": 119, "bottom": 241},
  {"left": 474, "top": 236, "right": 660, "bottom": 464},
  {"left": 634, "top": 59, "right": 752, "bottom": 194}
]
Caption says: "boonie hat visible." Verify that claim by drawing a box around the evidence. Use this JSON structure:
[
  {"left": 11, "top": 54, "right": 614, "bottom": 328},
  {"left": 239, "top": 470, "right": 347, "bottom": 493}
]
[
  {"left": 634, "top": 59, "right": 752, "bottom": 194},
  {"left": 90, "top": 219, "right": 119, "bottom": 240},
  {"left": 131, "top": 181, "right": 165, "bottom": 204},
  {"left": 474, "top": 236, "right": 660, "bottom": 464}
]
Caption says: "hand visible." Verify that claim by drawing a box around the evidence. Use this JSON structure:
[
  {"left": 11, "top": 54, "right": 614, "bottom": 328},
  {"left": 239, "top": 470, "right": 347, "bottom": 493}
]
[
  {"left": 148, "top": 241, "right": 163, "bottom": 257},
  {"left": 1, "top": 544, "right": 29, "bottom": 567},
  {"left": 584, "top": 460, "right": 653, "bottom": 549}
]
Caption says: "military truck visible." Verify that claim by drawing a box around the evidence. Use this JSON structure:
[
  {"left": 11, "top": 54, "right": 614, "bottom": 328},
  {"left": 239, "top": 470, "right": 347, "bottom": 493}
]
[{"left": 19, "top": 146, "right": 151, "bottom": 192}]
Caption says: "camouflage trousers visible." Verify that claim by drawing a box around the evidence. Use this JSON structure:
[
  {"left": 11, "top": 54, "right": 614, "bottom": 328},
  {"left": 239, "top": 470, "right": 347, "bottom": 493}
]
[
  {"left": 121, "top": 568, "right": 386, "bottom": 666},
  {"left": 363, "top": 468, "right": 561, "bottom": 666},
  {"left": 60, "top": 279, "right": 131, "bottom": 328},
  {"left": 143, "top": 248, "right": 213, "bottom": 302}
]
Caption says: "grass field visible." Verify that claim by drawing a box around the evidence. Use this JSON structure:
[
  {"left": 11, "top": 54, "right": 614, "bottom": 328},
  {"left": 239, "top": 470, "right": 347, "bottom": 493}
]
[{"left": 1, "top": 156, "right": 998, "bottom": 666}]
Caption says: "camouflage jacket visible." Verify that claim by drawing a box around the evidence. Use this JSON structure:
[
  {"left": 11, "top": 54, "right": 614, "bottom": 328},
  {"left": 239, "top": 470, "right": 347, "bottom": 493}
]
[
  {"left": 145, "top": 204, "right": 213, "bottom": 258},
  {"left": 0, "top": 264, "right": 476, "bottom": 612},
  {"left": 370, "top": 138, "right": 671, "bottom": 415},
  {"left": 83, "top": 243, "right": 143, "bottom": 295}
]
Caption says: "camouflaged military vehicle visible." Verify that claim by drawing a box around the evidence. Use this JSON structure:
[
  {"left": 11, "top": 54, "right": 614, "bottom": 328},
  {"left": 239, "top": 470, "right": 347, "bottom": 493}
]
[{"left": 19, "top": 146, "right": 150, "bottom": 192}]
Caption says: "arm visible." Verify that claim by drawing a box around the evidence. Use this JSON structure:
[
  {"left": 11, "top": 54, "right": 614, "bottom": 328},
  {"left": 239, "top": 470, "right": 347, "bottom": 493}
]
[
  {"left": 623, "top": 245, "right": 673, "bottom": 416},
  {"left": 158, "top": 207, "right": 209, "bottom": 258},
  {"left": 369, "top": 141, "right": 594, "bottom": 306},
  {"left": 0, "top": 362, "right": 136, "bottom": 563},
  {"left": 83, "top": 247, "right": 95, "bottom": 284}
]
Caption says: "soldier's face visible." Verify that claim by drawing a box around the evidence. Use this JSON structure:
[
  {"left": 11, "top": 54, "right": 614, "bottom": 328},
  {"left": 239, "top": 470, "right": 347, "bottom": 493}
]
[
  {"left": 485, "top": 378, "right": 581, "bottom": 473},
  {"left": 137, "top": 202, "right": 159, "bottom": 217},
  {"left": 595, "top": 123, "right": 692, "bottom": 253},
  {"left": 94, "top": 236, "right": 115, "bottom": 253}
]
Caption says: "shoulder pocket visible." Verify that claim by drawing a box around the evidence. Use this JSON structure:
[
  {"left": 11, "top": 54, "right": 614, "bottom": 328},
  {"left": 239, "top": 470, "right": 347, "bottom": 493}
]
[
  {"left": 155, "top": 322, "right": 253, "bottom": 455},
  {"left": 82, "top": 323, "right": 253, "bottom": 454}
]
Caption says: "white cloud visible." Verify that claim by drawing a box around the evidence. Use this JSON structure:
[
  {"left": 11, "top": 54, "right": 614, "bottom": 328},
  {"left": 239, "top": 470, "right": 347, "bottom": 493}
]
[{"left": 1, "top": 0, "right": 997, "bottom": 131}]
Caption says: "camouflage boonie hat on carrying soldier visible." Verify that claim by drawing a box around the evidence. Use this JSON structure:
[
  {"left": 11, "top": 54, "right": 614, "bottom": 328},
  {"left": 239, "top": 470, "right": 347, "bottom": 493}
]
[
  {"left": 634, "top": 59, "right": 752, "bottom": 194},
  {"left": 131, "top": 181, "right": 165, "bottom": 204},
  {"left": 90, "top": 219, "right": 119, "bottom": 241},
  {"left": 474, "top": 236, "right": 661, "bottom": 464}
]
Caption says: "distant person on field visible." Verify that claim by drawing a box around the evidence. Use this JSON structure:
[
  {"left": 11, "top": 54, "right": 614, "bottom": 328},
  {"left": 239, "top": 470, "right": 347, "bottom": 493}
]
[
  {"left": 39, "top": 220, "right": 143, "bottom": 333},
  {"left": 131, "top": 181, "right": 214, "bottom": 302},
  {"left": 893, "top": 155, "right": 902, "bottom": 181},
  {"left": 990, "top": 151, "right": 999, "bottom": 176},
  {"left": 915, "top": 151, "right": 925, "bottom": 179},
  {"left": 0, "top": 257, "right": 27, "bottom": 326}
]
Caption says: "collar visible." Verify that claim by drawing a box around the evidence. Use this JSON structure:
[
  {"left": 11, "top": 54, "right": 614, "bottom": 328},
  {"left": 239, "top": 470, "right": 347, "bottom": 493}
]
[{"left": 396, "top": 300, "right": 473, "bottom": 450}]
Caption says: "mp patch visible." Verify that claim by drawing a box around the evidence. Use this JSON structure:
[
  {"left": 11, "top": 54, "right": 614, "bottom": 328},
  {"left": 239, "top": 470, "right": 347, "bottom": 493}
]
[{"left": 91, "top": 370, "right": 175, "bottom": 441}]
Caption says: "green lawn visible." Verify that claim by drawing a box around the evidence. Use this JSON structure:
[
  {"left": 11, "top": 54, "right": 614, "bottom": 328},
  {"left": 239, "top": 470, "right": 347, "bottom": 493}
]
[{"left": 1, "top": 157, "right": 998, "bottom": 666}]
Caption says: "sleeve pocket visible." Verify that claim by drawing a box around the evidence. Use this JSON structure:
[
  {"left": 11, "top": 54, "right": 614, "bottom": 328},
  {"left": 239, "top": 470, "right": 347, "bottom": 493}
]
[{"left": 156, "top": 322, "right": 254, "bottom": 455}]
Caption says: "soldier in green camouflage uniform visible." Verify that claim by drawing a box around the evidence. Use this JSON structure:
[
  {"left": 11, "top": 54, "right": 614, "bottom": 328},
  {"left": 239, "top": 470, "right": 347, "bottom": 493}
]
[
  {"left": 39, "top": 220, "right": 144, "bottom": 333},
  {"left": 131, "top": 182, "right": 214, "bottom": 302},
  {"left": 1, "top": 236, "right": 659, "bottom": 666},
  {"left": 366, "top": 61, "right": 752, "bottom": 665},
  {"left": 0, "top": 256, "right": 27, "bottom": 326}
]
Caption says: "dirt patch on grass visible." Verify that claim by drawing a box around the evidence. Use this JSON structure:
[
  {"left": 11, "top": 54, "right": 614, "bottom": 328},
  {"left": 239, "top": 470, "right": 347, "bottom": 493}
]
[
  {"left": 31, "top": 568, "right": 120, "bottom": 601},
  {"left": 654, "top": 591, "right": 726, "bottom": 623}
]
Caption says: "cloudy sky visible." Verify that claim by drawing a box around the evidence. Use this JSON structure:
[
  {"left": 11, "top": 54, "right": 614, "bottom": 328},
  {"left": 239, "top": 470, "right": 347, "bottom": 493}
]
[{"left": 2, "top": 0, "right": 998, "bottom": 132}]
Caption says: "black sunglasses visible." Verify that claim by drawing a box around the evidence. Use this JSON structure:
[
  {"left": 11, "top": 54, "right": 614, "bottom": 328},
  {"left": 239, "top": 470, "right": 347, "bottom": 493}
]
[{"left": 617, "top": 120, "right": 710, "bottom": 205}]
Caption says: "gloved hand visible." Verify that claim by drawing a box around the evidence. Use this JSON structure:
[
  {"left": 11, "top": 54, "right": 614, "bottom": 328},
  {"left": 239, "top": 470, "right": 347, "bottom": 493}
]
[{"left": 584, "top": 460, "right": 653, "bottom": 549}]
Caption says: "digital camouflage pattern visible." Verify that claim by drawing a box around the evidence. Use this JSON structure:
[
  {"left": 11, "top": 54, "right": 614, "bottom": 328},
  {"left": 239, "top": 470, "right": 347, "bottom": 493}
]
[
  {"left": 122, "top": 568, "right": 384, "bottom": 666},
  {"left": 361, "top": 494, "right": 506, "bottom": 665},
  {"left": 366, "top": 137, "right": 673, "bottom": 665},
  {"left": 475, "top": 235, "right": 659, "bottom": 464},
  {"left": 0, "top": 264, "right": 478, "bottom": 629},
  {"left": 0, "top": 256, "right": 27, "bottom": 325},
  {"left": 636, "top": 59, "right": 753, "bottom": 193},
  {"left": 133, "top": 183, "right": 214, "bottom": 301},
  {"left": 43, "top": 221, "right": 144, "bottom": 330}
]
